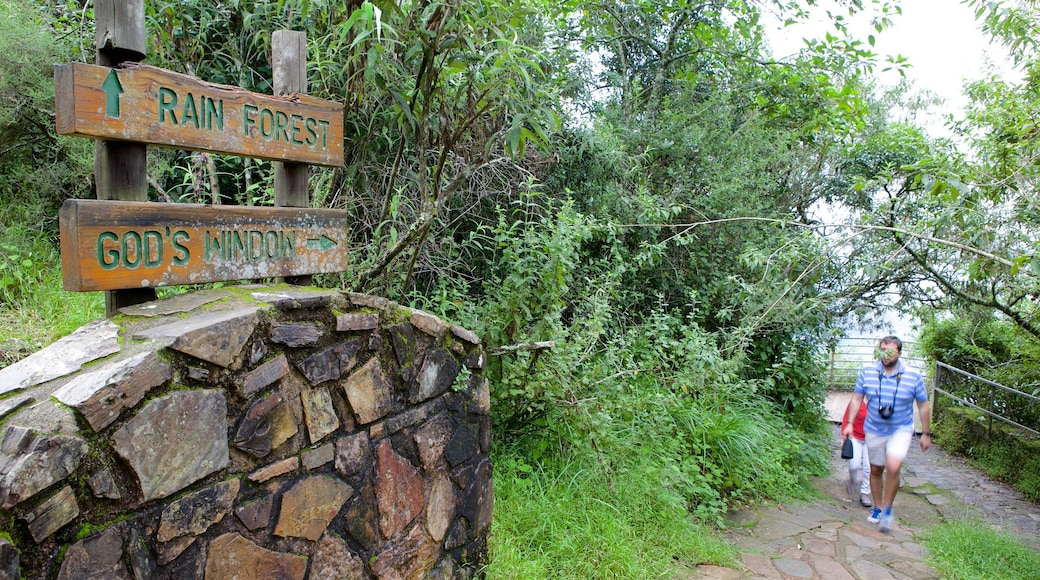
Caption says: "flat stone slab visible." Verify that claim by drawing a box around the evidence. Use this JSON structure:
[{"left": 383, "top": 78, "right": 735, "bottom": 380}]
[
  {"left": 133, "top": 307, "right": 260, "bottom": 368},
  {"left": 0, "top": 320, "right": 120, "bottom": 395},
  {"left": 112, "top": 390, "right": 229, "bottom": 501},
  {"left": 52, "top": 350, "right": 172, "bottom": 431}
]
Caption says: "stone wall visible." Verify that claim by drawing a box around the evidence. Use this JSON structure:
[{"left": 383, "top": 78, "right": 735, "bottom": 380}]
[{"left": 0, "top": 285, "right": 491, "bottom": 579}]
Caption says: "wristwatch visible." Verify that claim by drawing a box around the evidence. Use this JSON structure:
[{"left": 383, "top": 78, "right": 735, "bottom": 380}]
[{"left": 922, "top": 431, "right": 932, "bottom": 436}]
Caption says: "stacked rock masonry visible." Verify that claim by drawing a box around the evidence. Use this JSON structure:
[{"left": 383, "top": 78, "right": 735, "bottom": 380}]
[{"left": 0, "top": 285, "right": 492, "bottom": 579}]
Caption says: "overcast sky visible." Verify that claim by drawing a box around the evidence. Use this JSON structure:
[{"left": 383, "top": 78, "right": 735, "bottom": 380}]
[{"left": 766, "top": 0, "right": 1019, "bottom": 137}]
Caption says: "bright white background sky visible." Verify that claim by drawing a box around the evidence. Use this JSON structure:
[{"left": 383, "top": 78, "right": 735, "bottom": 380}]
[
  {"left": 764, "top": 1, "right": 1021, "bottom": 339},
  {"left": 766, "top": 0, "right": 1019, "bottom": 138}
]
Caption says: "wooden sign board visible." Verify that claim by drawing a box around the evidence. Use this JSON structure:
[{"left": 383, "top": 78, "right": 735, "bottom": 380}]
[
  {"left": 54, "top": 62, "right": 344, "bottom": 166},
  {"left": 60, "top": 200, "right": 350, "bottom": 291}
]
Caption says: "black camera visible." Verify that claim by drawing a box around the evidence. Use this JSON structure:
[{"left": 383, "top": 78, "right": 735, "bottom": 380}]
[{"left": 878, "top": 405, "right": 894, "bottom": 420}]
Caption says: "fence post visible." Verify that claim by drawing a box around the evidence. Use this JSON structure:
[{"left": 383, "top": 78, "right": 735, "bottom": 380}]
[
  {"left": 987, "top": 385, "right": 995, "bottom": 441},
  {"left": 931, "top": 363, "right": 941, "bottom": 426},
  {"left": 272, "top": 30, "right": 312, "bottom": 286},
  {"left": 828, "top": 346, "right": 836, "bottom": 390},
  {"left": 95, "top": 0, "right": 156, "bottom": 315}
]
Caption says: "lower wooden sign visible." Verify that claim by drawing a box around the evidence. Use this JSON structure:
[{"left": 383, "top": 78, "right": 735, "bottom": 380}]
[{"left": 60, "top": 200, "right": 350, "bottom": 291}]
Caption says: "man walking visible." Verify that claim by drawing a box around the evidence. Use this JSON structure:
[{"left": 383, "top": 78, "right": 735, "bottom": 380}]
[{"left": 842, "top": 336, "right": 931, "bottom": 533}]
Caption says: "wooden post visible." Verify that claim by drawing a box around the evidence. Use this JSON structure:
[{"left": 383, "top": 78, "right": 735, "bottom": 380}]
[
  {"left": 272, "top": 30, "right": 312, "bottom": 285},
  {"left": 95, "top": 0, "right": 155, "bottom": 314}
]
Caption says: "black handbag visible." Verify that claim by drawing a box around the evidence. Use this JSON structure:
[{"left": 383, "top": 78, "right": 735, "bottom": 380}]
[{"left": 840, "top": 437, "right": 854, "bottom": 459}]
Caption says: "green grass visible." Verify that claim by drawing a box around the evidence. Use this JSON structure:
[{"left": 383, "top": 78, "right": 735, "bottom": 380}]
[
  {"left": 0, "top": 239, "right": 104, "bottom": 368},
  {"left": 486, "top": 449, "right": 738, "bottom": 579},
  {"left": 923, "top": 518, "right": 1040, "bottom": 580}
]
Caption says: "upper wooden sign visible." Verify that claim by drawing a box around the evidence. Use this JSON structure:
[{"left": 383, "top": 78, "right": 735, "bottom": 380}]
[
  {"left": 60, "top": 200, "right": 350, "bottom": 291},
  {"left": 55, "top": 62, "right": 344, "bottom": 166}
]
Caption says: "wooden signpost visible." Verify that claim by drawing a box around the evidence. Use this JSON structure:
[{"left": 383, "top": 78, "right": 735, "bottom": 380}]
[
  {"left": 56, "top": 0, "right": 347, "bottom": 313},
  {"left": 55, "top": 63, "right": 344, "bottom": 166},
  {"left": 60, "top": 200, "right": 351, "bottom": 292}
]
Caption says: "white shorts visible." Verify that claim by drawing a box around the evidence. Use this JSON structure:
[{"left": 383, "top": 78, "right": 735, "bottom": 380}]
[{"left": 865, "top": 427, "right": 914, "bottom": 467}]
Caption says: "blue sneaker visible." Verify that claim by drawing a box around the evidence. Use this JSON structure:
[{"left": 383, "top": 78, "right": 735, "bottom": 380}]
[
  {"left": 867, "top": 507, "right": 882, "bottom": 523},
  {"left": 879, "top": 511, "right": 894, "bottom": 533}
]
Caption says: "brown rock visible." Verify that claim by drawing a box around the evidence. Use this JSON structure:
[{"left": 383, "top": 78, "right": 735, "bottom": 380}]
[
  {"left": 343, "top": 358, "right": 392, "bottom": 425},
  {"left": 336, "top": 313, "right": 379, "bottom": 332},
  {"left": 56, "top": 524, "right": 130, "bottom": 580},
  {"left": 239, "top": 354, "right": 289, "bottom": 396},
  {"left": 204, "top": 533, "right": 307, "bottom": 580},
  {"left": 52, "top": 350, "right": 172, "bottom": 431},
  {"left": 344, "top": 292, "right": 396, "bottom": 311},
  {"left": 309, "top": 533, "right": 366, "bottom": 580},
  {"left": 450, "top": 324, "right": 480, "bottom": 345},
  {"left": 23, "top": 485, "right": 79, "bottom": 542},
  {"left": 374, "top": 440, "right": 424, "bottom": 539},
  {"left": 369, "top": 524, "right": 438, "bottom": 580},
  {"left": 409, "top": 309, "right": 448, "bottom": 337},
  {"left": 426, "top": 470, "right": 457, "bottom": 542},
  {"left": 301, "top": 387, "right": 340, "bottom": 444},
  {"left": 112, "top": 390, "right": 229, "bottom": 501},
  {"left": 335, "top": 432, "right": 371, "bottom": 477},
  {"left": 302, "top": 443, "right": 335, "bottom": 470},
  {"left": 249, "top": 457, "right": 299, "bottom": 483},
  {"left": 274, "top": 475, "right": 354, "bottom": 541},
  {"left": 344, "top": 481, "right": 378, "bottom": 551},
  {"left": 132, "top": 307, "right": 260, "bottom": 368},
  {"left": 413, "top": 413, "right": 454, "bottom": 473},
  {"left": 234, "top": 392, "right": 298, "bottom": 458},
  {"left": 296, "top": 340, "right": 364, "bottom": 385},
  {"left": 270, "top": 323, "right": 324, "bottom": 347}
]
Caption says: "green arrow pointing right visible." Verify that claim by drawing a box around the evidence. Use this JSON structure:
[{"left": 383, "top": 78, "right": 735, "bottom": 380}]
[
  {"left": 306, "top": 235, "right": 338, "bottom": 252},
  {"left": 101, "top": 69, "right": 124, "bottom": 118}
]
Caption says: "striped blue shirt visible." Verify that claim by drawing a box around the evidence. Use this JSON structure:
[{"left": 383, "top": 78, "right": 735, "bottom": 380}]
[{"left": 854, "top": 359, "right": 927, "bottom": 436}]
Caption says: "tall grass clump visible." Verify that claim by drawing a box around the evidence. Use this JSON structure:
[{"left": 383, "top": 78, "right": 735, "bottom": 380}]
[
  {"left": 923, "top": 518, "right": 1040, "bottom": 580},
  {"left": 0, "top": 225, "right": 103, "bottom": 367}
]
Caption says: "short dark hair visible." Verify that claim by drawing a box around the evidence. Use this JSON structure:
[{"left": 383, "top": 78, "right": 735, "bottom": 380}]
[{"left": 879, "top": 335, "right": 902, "bottom": 352}]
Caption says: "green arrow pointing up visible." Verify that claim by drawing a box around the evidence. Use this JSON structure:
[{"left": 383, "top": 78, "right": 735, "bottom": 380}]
[
  {"left": 306, "top": 235, "right": 338, "bottom": 252},
  {"left": 101, "top": 69, "right": 124, "bottom": 118}
]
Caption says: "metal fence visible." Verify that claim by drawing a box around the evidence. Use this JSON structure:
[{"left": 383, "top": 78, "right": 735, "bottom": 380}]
[
  {"left": 932, "top": 361, "right": 1040, "bottom": 438},
  {"left": 825, "top": 337, "right": 928, "bottom": 390}
]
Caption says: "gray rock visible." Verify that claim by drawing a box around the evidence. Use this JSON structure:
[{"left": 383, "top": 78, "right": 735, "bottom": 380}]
[
  {"left": 157, "top": 479, "right": 240, "bottom": 563},
  {"left": 0, "top": 538, "right": 19, "bottom": 580},
  {"left": 411, "top": 348, "right": 460, "bottom": 404},
  {"left": 269, "top": 322, "right": 324, "bottom": 347},
  {"left": 112, "top": 390, "right": 229, "bottom": 501},
  {"left": 334, "top": 432, "right": 371, "bottom": 478},
  {"left": 336, "top": 313, "right": 379, "bottom": 332},
  {"left": 88, "top": 469, "right": 121, "bottom": 500},
  {"left": 56, "top": 523, "right": 130, "bottom": 580},
  {"left": 238, "top": 354, "right": 289, "bottom": 396},
  {"left": 0, "top": 320, "right": 119, "bottom": 395},
  {"left": 132, "top": 307, "right": 260, "bottom": 368},
  {"left": 0, "top": 430, "right": 88, "bottom": 509},
  {"left": 296, "top": 340, "right": 363, "bottom": 385},
  {"left": 52, "top": 351, "right": 172, "bottom": 431}
]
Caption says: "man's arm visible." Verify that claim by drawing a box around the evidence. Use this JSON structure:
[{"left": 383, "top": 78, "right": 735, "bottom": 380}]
[
  {"left": 843, "top": 393, "right": 864, "bottom": 440},
  {"left": 917, "top": 398, "right": 931, "bottom": 451}
]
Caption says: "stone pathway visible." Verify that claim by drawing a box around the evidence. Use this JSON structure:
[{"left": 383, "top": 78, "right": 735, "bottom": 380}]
[{"left": 691, "top": 417, "right": 1040, "bottom": 579}]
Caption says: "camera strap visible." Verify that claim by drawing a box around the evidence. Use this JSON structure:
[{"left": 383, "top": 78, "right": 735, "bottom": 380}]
[{"left": 876, "top": 371, "right": 902, "bottom": 411}]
